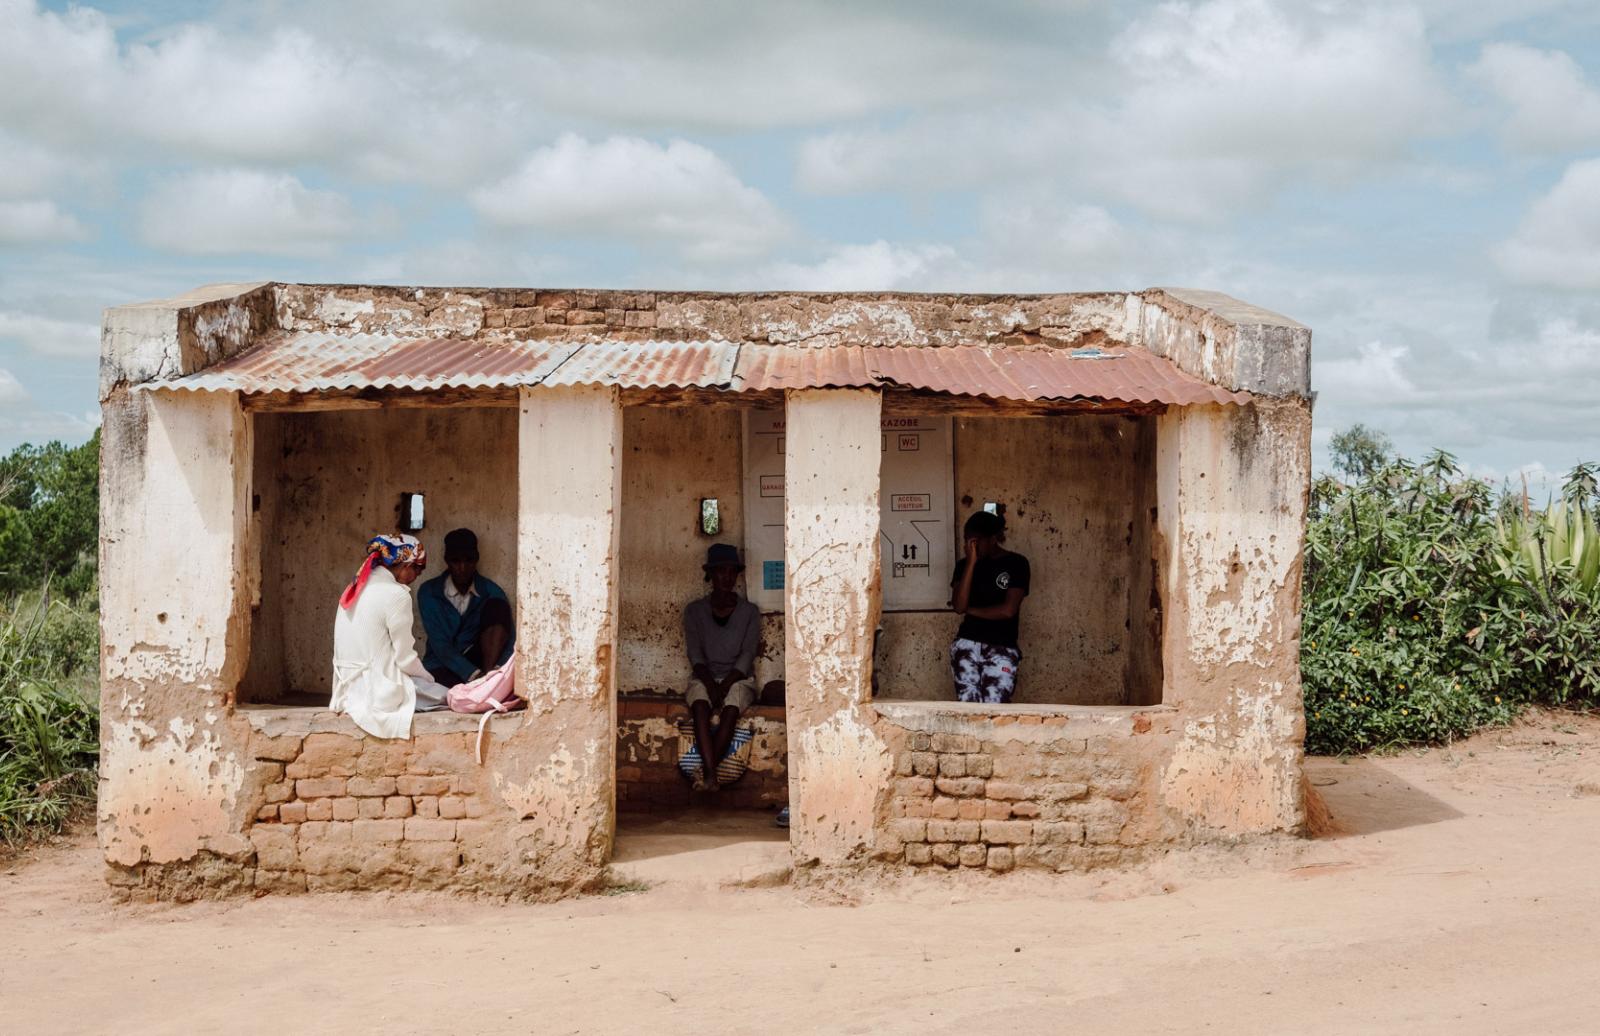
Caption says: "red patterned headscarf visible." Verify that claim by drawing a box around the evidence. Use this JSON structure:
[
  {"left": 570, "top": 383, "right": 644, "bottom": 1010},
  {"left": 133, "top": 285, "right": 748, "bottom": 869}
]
[{"left": 340, "top": 534, "right": 427, "bottom": 610}]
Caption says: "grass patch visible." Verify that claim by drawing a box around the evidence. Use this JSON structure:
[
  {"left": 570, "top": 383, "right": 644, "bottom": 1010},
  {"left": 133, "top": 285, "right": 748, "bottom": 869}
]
[{"left": 0, "top": 587, "right": 99, "bottom": 848}]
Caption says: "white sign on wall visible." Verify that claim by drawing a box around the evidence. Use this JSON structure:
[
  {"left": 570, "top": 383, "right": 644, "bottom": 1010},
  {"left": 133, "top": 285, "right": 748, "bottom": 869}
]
[{"left": 743, "top": 410, "right": 954, "bottom": 612}]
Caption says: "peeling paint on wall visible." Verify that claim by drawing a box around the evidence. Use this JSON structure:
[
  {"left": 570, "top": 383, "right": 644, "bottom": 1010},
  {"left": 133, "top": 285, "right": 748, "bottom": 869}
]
[
  {"left": 99, "top": 716, "right": 244, "bottom": 866},
  {"left": 1162, "top": 678, "right": 1300, "bottom": 832}
]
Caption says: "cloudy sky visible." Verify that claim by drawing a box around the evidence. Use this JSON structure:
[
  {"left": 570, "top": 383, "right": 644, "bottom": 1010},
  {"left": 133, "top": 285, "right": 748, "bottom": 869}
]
[{"left": 1, "top": 0, "right": 1597, "bottom": 481}]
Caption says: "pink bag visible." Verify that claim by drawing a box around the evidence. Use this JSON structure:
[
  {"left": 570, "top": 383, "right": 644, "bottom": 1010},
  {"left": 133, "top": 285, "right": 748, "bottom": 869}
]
[{"left": 447, "top": 652, "right": 522, "bottom": 763}]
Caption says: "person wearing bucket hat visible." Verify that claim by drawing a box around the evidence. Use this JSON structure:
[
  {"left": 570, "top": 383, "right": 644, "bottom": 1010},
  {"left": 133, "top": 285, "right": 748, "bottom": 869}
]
[{"left": 680, "top": 543, "right": 760, "bottom": 788}]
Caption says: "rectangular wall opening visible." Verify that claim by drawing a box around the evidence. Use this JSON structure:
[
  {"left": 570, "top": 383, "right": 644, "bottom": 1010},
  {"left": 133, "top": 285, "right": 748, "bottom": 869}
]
[
  {"left": 238, "top": 405, "right": 519, "bottom": 706},
  {"left": 873, "top": 412, "right": 1163, "bottom": 707},
  {"left": 612, "top": 404, "right": 791, "bottom": 876}
]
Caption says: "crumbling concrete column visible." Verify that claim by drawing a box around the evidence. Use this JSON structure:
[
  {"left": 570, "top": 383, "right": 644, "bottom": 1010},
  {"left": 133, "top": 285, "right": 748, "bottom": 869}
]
[
  {"left": 97, "top": 283, "right": 273, "bottom": 883},
  {"left": 1134, "top": 288, "right": 1313, "bottom": 837},
  {"left": 507, "top": 385, "right": 622, "bottom": 884},
  {"left": 98, "top": 388, "right": 254, "bottom": 869},
  {"left": 783, "top": 388, "right": 894, "bottom": 867},
  {"left": 1155, "top": 400, "right": 1311, "bottom": 835}
]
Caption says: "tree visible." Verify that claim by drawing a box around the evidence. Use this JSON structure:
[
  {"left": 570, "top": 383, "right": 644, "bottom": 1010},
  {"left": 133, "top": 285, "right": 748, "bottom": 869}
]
[
  {"left": 0, "top": 431, "right": 99, "bottom": 597},
  {"left": 0, "top": 504, "right": 35, "bottom": 595},
  {"left": 1329, "top": 423, "right": 1393, "bottom": 481}
]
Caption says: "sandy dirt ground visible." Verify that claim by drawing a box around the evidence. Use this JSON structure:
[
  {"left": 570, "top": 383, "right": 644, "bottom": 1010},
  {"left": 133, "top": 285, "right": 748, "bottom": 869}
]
[{"left": 5, "top": 709, "right": 1600, "bottom": 1035}]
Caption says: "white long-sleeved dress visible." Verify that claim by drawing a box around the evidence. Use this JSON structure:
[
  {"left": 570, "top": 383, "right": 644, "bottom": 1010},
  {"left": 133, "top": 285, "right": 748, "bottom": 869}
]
[{"left": 331, "top": 565, "right": 447, "bottom": 739}]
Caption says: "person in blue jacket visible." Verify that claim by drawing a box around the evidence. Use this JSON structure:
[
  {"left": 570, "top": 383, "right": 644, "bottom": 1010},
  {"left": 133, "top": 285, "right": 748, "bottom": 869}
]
[{"left": 418, "top": 528, "right": 514, "bottom": 687}]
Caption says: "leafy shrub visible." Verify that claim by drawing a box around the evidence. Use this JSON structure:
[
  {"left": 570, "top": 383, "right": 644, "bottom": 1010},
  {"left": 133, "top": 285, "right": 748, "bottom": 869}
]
[
  {"left": 1304, "top": 451, "right": 1600, "bottom": 754},
  {"left": 0, "top": 589, "right": 99, "bottom": 846}
]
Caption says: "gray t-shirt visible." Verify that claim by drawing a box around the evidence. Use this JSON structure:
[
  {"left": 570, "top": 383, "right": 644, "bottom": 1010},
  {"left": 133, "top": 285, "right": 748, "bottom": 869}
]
[{"left": 683, "top": 595, "right": 760, "bottom": 682}]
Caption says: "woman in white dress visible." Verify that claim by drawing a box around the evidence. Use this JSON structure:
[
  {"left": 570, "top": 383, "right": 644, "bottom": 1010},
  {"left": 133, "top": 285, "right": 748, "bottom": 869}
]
[{"left": 331, "top": 534, "right": 449, "bottom": 739}]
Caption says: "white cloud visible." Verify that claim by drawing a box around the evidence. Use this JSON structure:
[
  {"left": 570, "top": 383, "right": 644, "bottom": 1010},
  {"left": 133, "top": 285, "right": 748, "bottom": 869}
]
[
  {"left": 0, "top": 2, "right": 507, "bottom": 186},
  {"left": 0, "top": 200, "right": 87, "bottom": 244},
  {"left": 374, "top": 1, "right": 1053, "bottom": 131},
  {"left": 1314, "top": 340, "right": 1421, "bottom": 407},
  {"left": 759, "top": 241, "right": 964, "bottom": 291},
  {"left": 137, "top": 169, "right": 359, "bottom": 256},
  {"left": 472, "top": 135, "right": 789, "bottom": 262},
  {"left": 748, "top": 197, "right": 1145, "bottom": 295},
  {"left": 970, "top": 197, "right": 1143, "bottom": 289},
  {"left": 1496, "top": 159, "right": 1600, "bottom": 290},
  {"left": 0, "top": 400, "right": 98, "bottom": 451},
  {"left": 798, "top": 0, "right": 1451, "bottom": 221},
  {"left": 0, "top": 367, "right": 27, "bottom": 404},
  {"left": 0, "top": 310, "right": 98, "bottom": 357},
  {"left": 0, "top": 130, "right": 81, "bottom": 200},
  {"left": 355, "top": 240, "right": 567, "bottom": 288},
  {"left": 1469, "top": 43, "right": 1600, "bottom": 153},
  {"left": 0, "top": 0, "right": 1069, "bottom": 188}
]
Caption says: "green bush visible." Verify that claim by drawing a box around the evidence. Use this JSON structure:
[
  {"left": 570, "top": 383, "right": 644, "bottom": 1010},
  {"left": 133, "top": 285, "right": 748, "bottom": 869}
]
[
  {"left": 1303, "top": 451, "right": 1600, "bottom": 754},
  {"left": 0, "top": 589, "right": 99, "bottom": 846}
]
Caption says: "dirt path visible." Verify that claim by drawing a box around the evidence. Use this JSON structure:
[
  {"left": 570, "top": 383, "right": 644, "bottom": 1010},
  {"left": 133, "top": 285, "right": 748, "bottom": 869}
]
[{"left": 5, "top": 710, "right": 1600, "bottom": 1035}]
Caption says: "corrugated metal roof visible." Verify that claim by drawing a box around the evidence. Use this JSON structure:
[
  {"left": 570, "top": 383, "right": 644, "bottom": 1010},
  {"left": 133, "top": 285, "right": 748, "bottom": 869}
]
[
  {"left": 149, "top": 334, "right": 1248, "bottom": 406},
  {"left": 159, "top": 333, "right": 578, "bottom": 392},
  {"left": 732, "top": 344, "right": 1247, "bottom": 405},
  {"left": 541, "top": 340, "right": 739, "bottom": 388}
]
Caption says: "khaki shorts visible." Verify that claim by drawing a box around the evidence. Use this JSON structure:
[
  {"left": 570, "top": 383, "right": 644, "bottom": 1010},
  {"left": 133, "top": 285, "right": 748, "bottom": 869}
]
[{"left": 685, "top": 676, "right": 758, "bottom": 711}]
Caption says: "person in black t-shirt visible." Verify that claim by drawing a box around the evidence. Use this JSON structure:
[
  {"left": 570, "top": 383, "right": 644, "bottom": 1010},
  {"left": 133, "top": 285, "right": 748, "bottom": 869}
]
[{"left": 948, "top": 510, "right": 1031, "bottom": 704}]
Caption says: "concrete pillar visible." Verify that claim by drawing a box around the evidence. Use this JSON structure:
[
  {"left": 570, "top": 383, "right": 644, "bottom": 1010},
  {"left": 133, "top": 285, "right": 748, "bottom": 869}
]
[
  {"left": 783, "top": 388, "right": 895, "bottom": 866},
  {"left": 508, "top": 385, "right": 622, "bottom": 881},
  {"left": 1155, "top": 400, "right": 1310, "bottom": 834},
  {"left": 98, "top": 388, "right": 254, "bottom": 867}
]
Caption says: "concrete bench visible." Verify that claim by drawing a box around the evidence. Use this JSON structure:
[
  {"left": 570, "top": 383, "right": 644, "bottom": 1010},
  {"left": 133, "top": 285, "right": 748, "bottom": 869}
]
[{"left": 616, "top": 694, "right": 789, "bottom": 812}]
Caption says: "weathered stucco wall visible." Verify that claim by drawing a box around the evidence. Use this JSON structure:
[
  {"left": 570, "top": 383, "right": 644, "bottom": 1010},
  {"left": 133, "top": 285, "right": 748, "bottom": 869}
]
[
  {"left": 506, "top": 385, "right": 622, "bottom": 885},
  {"left": 783, "top": 389, "right": 895, "bottom": 867},
  {"left": 240, "top": 407, "right": 518, "bottom": 702},
  {"left": 1155, "top": 401, "right": 1310, "bottom": 836},
  {"left": 101, "top": 283, "right": 274, "bottom": 397},
  {"left": 1135, "top": 289, "right": 1311, "bottom": 397},
  {"left": 99, "top": 389, "right": 256, "bottom": 875}
]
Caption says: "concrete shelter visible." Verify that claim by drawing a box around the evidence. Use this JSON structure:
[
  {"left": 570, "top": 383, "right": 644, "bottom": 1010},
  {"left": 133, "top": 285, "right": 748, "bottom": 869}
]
[{"left": 98, "top": 283, "right": 1312, "bottom": 896}]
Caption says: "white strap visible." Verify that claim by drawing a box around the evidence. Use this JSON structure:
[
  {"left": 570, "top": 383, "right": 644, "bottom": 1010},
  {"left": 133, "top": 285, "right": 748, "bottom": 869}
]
[{"left": 473, "top": 701, "right": 509, "bottom": 765}]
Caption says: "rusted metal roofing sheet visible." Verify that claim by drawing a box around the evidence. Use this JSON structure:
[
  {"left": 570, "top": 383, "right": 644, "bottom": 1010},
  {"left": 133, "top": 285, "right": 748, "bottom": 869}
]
[
  {"left": 156, "top": 333, "right": 578, "bottom": 393},
  {"left": 540, "top": 340, "right": 739, "bottom": 388},
  {"left": 150, "top": 334, "right": 1247, "bottom": 405},
  {"left": 733, "top": 344, "right": 1248, "bottom": 406}
]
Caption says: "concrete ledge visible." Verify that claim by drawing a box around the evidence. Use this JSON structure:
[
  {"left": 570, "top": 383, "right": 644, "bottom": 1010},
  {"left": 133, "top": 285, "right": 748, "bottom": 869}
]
[
  {"left": 1137, "top": 287, "right": 1311, "bottom": 397},
  {"left": 873, "top": 700, "right": 1175, "bottom": 739},
  {"left": 237, "top": 705, "right": 525, "bottom": 739},
  {"left": 101, "top": 281, "right": 275, "bottom": 399},
  {"left": 618, "top": 695, "right": 786, "bottom": 722}
]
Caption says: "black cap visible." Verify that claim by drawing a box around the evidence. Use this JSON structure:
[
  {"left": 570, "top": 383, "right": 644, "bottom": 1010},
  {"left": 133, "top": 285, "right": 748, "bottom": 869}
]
[
  {"left": 702, "top": 543, "right": 743, "bottom": 571},
  {"left": 443, "top": 528, "right": 479, "bottom": 561}
]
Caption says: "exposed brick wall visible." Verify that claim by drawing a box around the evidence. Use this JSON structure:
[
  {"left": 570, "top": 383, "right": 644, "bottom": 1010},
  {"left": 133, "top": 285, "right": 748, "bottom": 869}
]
[
  {"left": 870, "top": 706, "right": 1177, "bottom": 872},
  {"left": 243, "top": 724, "right": 518, "bottom": 893},
  {"left": 272, "top": 284, "right": 1133, "bottom": 349},
  {"left": 230, "top": 699, "right": 788, "bottom": 894},
  {"left": 616, "top": 696, "right": 788, "bottom": 812}
]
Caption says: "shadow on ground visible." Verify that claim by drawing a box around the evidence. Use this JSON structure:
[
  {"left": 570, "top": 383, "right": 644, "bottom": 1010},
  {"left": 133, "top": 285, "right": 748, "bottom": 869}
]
[{"left": 1306, "top": 755, "right": 1464, "bottom": 838}]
